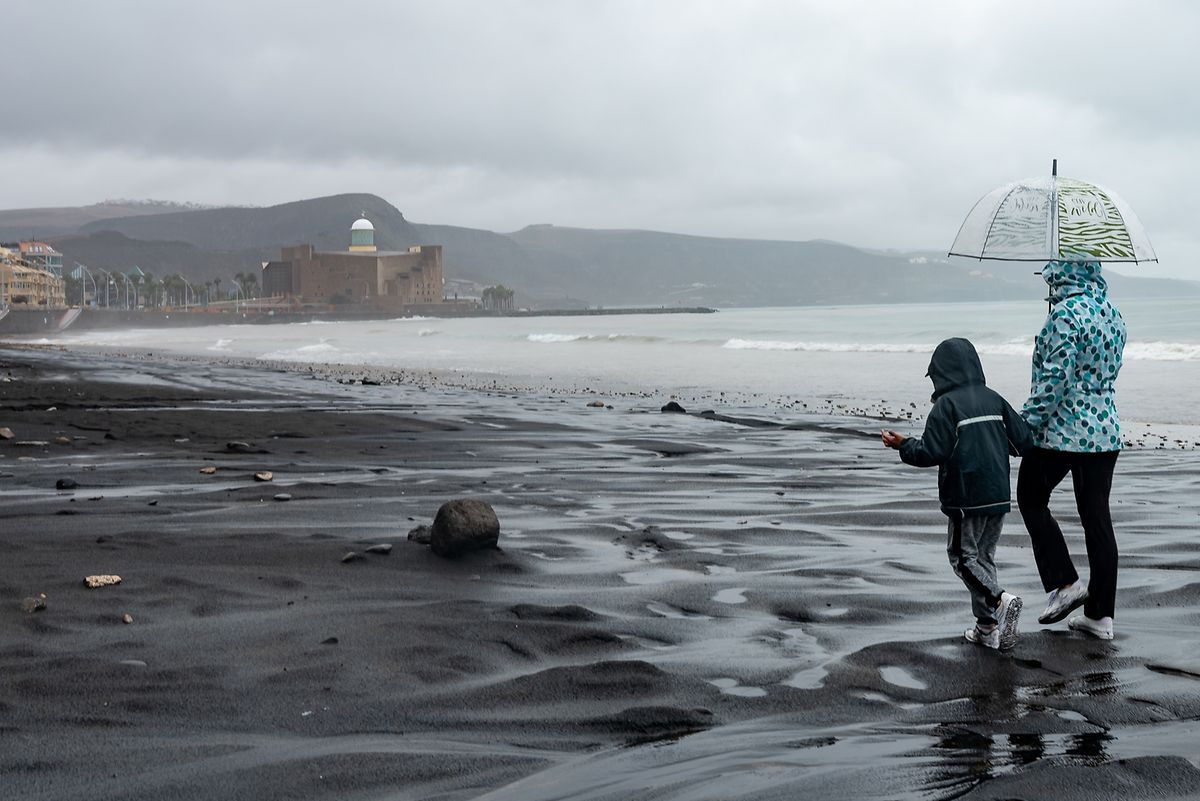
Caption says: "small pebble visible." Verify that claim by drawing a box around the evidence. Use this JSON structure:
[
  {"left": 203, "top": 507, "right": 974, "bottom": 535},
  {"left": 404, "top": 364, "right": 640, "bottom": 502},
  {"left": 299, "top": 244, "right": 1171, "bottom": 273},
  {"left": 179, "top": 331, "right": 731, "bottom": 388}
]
[{"left": 21, "top": 596, "right": 46, "bottom": 614}]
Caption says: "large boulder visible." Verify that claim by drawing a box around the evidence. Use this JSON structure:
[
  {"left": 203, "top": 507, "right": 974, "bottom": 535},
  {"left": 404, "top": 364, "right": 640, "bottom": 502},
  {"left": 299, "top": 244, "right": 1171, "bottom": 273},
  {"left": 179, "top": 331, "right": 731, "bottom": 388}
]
[{"left": 430, "top": 499, "right": 500, "bottom": 557}]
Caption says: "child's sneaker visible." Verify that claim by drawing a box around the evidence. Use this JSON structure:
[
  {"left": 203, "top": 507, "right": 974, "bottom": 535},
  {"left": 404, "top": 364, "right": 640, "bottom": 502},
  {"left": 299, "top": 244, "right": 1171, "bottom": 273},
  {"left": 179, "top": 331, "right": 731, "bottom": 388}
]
[
  {"left": 1068, "top": 614, "right": 1114, "bottom": 640},
  {"left": 996, "top": 592, "right": 1022, "bottom": 651},
  {"left": 1038, "top": 582, "right": 1088, "bottom": 624},
  {"left": 965, "top": 625, "right": 999, "bottom": 649}
]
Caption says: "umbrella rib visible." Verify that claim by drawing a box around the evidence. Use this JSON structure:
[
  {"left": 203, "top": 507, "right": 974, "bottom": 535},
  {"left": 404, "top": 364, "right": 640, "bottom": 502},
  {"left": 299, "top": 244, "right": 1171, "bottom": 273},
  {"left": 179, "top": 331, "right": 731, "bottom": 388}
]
[
  {"left": 1105, "top": 199, "right": 1140, "bottom": 263},
  {"left": 1050, "top": 176, "right": 1059, "bottom": 260},
  {"left": 978, "top": 184, "right": 1021, "bottom": 261}
]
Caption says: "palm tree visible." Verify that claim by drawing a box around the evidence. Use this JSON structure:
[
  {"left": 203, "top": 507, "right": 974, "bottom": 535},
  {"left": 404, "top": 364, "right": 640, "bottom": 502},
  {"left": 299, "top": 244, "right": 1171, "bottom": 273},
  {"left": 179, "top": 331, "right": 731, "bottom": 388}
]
[{"left": 481, "top": 284, "right": 515, "bottom": 311}]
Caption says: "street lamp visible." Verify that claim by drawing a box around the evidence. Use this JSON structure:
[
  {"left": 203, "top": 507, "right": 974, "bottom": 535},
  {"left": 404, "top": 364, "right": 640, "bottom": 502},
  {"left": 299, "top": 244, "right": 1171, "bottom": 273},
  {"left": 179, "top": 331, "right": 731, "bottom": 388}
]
[
  {"left": 230, "top": 278, "right": 244, "bottom": 312},
  {"left": 115, "top": 272, "right": 134, "bottom": 310},
  {"left": 73, "top": 263, "right": 98, "bottom": 308}
]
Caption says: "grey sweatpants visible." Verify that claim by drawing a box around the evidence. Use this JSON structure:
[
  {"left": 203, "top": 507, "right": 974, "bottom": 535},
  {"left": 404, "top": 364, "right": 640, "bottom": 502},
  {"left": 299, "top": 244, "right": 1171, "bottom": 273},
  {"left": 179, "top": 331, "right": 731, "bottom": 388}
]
[{"left": 947, "top": 513, "right": 1005, "bottom": 626}]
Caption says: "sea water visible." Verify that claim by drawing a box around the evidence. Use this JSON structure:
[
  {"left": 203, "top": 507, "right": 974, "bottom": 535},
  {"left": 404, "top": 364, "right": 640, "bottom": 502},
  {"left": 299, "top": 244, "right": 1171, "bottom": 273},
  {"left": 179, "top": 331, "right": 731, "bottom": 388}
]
[{"left": 41, "top": 298, "right": 1200, "bottom": 427}]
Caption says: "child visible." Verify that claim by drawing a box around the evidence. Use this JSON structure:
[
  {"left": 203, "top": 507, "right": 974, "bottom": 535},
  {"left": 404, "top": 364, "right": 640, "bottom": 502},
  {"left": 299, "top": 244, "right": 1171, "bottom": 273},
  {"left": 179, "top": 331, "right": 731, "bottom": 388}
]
[{"left": 882, "top": 337, "right": 1033, "bottom": 650}]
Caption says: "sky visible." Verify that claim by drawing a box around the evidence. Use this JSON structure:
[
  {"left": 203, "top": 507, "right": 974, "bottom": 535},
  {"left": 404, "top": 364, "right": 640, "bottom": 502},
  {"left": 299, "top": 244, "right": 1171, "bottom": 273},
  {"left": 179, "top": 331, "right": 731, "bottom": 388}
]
[{"left": 5, "top": 0, "right": 1198, "bottom": 278}]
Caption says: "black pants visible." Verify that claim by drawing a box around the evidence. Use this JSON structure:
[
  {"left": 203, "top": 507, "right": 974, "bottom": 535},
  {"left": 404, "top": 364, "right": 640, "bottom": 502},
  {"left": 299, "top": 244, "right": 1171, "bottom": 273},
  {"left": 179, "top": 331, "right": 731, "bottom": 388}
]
[{"left": 1016, "top": 447, "right": 1119, "bottom": 619}]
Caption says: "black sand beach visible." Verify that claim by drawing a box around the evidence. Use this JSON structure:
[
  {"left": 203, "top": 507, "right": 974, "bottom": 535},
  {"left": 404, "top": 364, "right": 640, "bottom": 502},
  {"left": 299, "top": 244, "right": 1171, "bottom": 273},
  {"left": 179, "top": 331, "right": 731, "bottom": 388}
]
[{"left": 3, "top": 345, "right": 1200, "bottom": 800}]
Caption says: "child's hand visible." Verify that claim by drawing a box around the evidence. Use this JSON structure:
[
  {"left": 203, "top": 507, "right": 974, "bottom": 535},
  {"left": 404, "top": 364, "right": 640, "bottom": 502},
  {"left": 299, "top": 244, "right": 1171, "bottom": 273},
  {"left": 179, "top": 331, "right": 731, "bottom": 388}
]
[{"left": 881, "top": 429, "right": 906, "bottom": 449}]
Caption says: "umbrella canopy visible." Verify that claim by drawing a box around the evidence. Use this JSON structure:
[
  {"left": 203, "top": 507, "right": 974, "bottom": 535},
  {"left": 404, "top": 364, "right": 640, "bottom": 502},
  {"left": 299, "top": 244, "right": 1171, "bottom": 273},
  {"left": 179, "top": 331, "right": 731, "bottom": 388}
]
[{"left": 949, "top": 164, "right": 1156, "bottom": 263}]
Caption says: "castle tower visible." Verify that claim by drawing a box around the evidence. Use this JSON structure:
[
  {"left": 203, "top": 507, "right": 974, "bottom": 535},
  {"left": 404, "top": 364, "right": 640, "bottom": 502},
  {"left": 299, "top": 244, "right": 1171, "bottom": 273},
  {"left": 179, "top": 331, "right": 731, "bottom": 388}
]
[{"left": 349, "top": 215, "right": 377, "bottom": 252}]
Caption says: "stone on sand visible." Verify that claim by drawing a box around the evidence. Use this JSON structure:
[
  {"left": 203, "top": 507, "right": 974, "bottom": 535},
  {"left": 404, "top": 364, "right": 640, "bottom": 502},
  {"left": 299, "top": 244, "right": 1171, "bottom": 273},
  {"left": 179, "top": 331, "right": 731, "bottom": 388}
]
[
  {"left": 0, "top": 426, "right": 14, "bottom": 440},
  {"left": 430, "top": 499, "right": 500, "bottom": 557},
  {"left": 253, "top": 471, "right": 273, "bottom": 482},
  {"left": 660, "top": 401, "right": 687, "bottom": 413},
  {"left": 226, "top": 441, "right": 254, "bottom": 453},
  {"left": 199, "top": 466, "right": 217, "bottom": 475},
  {"left": 365, "top": 543, "right": 393, "bottom": 555},
  {"left": 407, "top": 524, "right": 432, "bottom": 544},
  {"left": 273, "top": 493, "right": 292, "bottom": 501},
  {"left": 84, "top": 575, "right": 122, "bottom": 588},
  {"left": 340, "top": 551, "right": 364, "bottom": 563},
  {"left": 122, "top": 613, "right": 134, "bottom": 624},
  {"left": 587, "top": 400, "right": 606, "bottom": 408},
  {"left": 56, "top": 478, "right": 78, "bottom": 490},
  {"left": 21, "top": 595, "right": 46, "bottom": 614}
]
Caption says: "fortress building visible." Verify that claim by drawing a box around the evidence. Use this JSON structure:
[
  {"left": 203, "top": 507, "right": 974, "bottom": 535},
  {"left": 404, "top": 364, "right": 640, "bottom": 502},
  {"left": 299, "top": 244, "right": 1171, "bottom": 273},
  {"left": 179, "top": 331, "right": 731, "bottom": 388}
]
[{"left": 263, "top": 216, "right": 443, "bottom": 311}]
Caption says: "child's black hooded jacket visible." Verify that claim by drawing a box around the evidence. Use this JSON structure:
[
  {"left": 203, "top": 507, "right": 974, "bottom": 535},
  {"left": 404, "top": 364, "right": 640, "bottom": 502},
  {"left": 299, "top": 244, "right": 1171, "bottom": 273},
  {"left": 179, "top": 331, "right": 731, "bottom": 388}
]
[{"left": 899, "top": 338, "right": 1033, "bottom": 517}]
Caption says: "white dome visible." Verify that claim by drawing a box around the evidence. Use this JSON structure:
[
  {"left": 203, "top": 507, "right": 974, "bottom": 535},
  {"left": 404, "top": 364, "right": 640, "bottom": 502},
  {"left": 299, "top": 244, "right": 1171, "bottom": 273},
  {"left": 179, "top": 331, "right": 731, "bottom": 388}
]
[{"left": 351, "top": 217, "right": 374, "bottom": 231}]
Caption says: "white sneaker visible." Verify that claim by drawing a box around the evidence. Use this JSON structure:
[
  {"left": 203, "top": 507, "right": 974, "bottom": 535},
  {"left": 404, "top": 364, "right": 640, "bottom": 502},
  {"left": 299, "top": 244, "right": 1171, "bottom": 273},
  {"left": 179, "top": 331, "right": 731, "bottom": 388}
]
[
  {"left": 965, "top": 625, "right": 999, "bottom": 649},
  {"left": 1068, "top": 615, "right": 1114, "bottom": 640},
  {"left": 995, "top": 592, "right": 1022, "bottom": 651},
  {"left": 1038, "top": 582, "right": 1088, "bottom": 624}
]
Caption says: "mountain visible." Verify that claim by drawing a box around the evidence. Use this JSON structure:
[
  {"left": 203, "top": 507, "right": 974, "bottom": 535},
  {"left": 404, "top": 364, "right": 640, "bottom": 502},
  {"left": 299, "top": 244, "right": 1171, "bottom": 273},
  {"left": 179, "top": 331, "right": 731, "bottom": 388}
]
[
  {"left": 47, "top": 231, "right": 259, "bottom": 282},
  {"left": 0, "top": 200, "right": 207, "bottom": 241},
  {"left": 9, "top": 193, "right": 1194, "bottom": 307},
  {"left": 504, "top": 225, "right": 1037, "bottom": 307},
  {"left": 78, "top": 193, "right": 421, "bottom": 252}
]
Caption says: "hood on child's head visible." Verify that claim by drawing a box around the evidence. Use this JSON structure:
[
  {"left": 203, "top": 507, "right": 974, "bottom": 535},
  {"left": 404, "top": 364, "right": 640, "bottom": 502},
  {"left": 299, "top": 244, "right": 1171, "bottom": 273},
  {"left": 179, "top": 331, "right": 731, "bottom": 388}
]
[
  {"left": 1041, "top": 259, "right": 1107, "bottom": 303},
  {"left": 926, "top": 337, "right": 985, "bottom": 400}
]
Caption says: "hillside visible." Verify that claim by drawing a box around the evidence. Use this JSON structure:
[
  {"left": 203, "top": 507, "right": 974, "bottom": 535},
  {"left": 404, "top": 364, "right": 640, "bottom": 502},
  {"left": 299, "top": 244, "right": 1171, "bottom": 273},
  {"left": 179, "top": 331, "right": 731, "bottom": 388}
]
[
  {"left": 78, "top": 193, "right": 420, "bottom": 252},
  {"left": 47, "top": 231, "right": 260, "bottom": 282},
  {"left": 0, "top": 200, "right": 206, "bottom": 241},
  {"left": 10, "top": 193, "right": 1194, "bottom": 308},
  {"left": 505, "top": 225, "right": 1032, "bottom": 306}
]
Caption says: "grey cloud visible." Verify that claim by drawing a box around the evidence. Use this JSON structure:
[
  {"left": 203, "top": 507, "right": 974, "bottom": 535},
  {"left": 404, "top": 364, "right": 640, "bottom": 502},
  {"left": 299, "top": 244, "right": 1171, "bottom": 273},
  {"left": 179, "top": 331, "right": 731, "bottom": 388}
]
[{"left": 3, "top": 0, "right": 1197, "bottom": 278}]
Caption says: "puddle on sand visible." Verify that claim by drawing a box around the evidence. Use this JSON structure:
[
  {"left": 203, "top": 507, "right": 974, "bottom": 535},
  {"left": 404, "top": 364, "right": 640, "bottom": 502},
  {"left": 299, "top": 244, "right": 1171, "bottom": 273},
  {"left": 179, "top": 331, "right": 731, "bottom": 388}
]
[
  {"left": 784, "top": 663, "right": 829, "bottom": 690},
  {"left": 620, "top": 568, "right": 698, "bottom": 586},
  {"left": 709, "top": 678, "right": 768, "bottom": 698},
  {"left": 712, "top": 587, "right": 748, "bottom": 604},
  {"left": 880, "top": 666, "right": 927, "bottom": 690}
]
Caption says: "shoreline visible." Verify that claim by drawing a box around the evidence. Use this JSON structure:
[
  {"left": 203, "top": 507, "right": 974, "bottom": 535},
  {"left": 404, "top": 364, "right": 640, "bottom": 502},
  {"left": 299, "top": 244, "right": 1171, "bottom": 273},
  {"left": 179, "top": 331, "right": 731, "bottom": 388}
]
[
  {"left": 4, "top": 345, "right": 1200, "bottom": 799},
  {"left": 0, "top": 304, "right": 718, "bottom": 337}
]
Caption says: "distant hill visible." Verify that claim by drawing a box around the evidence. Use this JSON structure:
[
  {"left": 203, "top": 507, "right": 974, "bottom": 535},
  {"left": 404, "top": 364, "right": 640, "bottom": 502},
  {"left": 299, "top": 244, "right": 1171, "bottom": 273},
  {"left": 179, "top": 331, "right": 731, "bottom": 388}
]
[
  {"left": 503, "top": 225, "right": 1037, "bottom": 306},
  {"left": 8, "top": 193, "right": 1193, "bottom": 307},
  {"left": 0, "top": 200, "right": 206, "bottom": 240},
  {"left": 78, "top": 193, "right": 421, "bottom": 252},
  {"left": 48, "top": 231, "right": 260, "bottom": 282}
]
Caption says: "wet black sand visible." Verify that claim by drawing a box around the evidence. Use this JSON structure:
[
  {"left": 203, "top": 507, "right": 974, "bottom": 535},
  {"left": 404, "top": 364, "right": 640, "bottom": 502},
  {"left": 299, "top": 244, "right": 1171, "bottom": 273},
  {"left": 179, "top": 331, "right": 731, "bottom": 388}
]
[{"left": 2, "top": 345, "right": 1199, "bottom": 800}]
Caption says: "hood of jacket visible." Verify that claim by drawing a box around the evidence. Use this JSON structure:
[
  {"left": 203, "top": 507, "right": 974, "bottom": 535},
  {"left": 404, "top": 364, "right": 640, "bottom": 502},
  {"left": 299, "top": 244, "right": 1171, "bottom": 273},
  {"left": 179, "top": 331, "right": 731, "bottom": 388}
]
[
  {"left": 1042, "top": 259, "right": 1108, "bottom": 303},
  {"left": 927, "top": 337, "right": 986, "bottom": 401}
]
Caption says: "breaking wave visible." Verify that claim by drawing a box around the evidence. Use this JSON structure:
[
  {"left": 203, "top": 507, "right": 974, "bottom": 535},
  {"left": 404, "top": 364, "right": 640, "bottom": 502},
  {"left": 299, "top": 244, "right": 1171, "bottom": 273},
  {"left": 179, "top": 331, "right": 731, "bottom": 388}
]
[
  {"left": 722, "top": 338, "right": 1199, "bottom": 360},
  {"left": 527, "top": 333, "right": 665, "bottom": 344}
]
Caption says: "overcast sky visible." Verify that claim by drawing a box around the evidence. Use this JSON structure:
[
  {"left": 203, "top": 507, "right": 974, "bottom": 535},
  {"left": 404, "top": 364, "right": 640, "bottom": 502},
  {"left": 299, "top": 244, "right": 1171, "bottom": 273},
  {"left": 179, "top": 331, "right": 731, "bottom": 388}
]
[{"left": 5, "top": 1, "right": 1197, "bottom": 278}]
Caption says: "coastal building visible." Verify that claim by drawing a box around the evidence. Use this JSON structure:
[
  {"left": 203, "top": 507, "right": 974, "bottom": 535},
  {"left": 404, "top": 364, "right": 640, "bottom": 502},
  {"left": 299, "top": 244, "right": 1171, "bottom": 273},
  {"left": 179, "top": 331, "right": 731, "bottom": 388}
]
[
  {"left": 0, "top": 246, "right": 67, "bottom": 308},
  {"left": 262, "top": 216, "right": 444, "bottom": 311},
  {"left": 15, "top": 241, "right": 64, "bottom": 276}
]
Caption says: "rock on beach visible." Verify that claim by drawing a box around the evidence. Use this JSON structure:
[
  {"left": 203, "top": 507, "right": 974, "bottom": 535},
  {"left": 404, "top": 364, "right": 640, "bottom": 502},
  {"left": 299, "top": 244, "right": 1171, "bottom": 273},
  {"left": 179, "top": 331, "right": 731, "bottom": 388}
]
[{"left": 430, "top": 499, "right": 500, "bottom": 557}]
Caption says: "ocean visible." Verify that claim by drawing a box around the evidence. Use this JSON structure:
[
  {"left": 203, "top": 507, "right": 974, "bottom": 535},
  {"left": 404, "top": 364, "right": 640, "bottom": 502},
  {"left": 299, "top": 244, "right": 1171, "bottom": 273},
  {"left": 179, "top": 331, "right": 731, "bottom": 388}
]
[{"left": 41, "top": 297, "right": 1200, "bottom": 428}]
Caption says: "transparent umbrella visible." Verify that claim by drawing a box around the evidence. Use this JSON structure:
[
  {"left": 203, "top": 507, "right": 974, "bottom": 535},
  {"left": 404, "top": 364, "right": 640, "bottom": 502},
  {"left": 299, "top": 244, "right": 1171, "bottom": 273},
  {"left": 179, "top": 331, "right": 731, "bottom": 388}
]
[{"left": 949, "top": 160, "right": 1156, "bottom": 263}]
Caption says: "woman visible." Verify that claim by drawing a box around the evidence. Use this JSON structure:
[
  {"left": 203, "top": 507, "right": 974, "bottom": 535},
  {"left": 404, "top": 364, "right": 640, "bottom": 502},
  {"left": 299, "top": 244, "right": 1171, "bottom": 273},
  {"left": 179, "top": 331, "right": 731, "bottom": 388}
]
[{"left": 1017, "top": 259, "right": 1126, "bottom": 640}]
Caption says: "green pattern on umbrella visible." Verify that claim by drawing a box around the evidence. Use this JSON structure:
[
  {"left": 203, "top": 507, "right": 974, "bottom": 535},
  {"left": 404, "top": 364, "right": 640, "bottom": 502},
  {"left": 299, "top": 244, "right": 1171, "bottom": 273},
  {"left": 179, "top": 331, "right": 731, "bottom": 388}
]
[
  {"left": 1056, "top": 179, "right": 1136, "bottom": 260},
  {"left": 949, "top": 168, "right": 1155, "bottom": 264}
]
